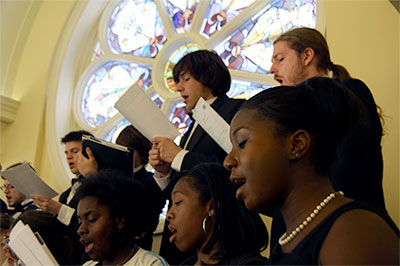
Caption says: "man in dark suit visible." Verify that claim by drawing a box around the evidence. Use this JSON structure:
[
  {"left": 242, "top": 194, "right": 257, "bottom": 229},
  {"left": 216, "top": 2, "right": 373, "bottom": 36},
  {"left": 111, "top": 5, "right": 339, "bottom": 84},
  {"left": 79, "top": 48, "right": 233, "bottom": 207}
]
[
  {"left": 31, "top": 130, "right": 93, "bottom": 242},
  {"left": 149, "top": 50, "right": 244, "bottom": 264}
]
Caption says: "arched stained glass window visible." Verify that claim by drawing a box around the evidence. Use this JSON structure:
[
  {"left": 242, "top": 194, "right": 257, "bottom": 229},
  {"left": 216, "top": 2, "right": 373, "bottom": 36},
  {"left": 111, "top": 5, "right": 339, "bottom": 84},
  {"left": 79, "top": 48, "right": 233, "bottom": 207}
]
[{"left": 74, "top": 0, "right": 318, "bottom": 141}]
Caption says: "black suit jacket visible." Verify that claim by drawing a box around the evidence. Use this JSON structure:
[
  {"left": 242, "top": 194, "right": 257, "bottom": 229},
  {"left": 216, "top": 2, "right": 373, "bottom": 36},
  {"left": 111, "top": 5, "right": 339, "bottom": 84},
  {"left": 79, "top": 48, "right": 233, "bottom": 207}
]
[
  {"left": 160, "top": 95, "right": 244, "bottom": 264},
  {"left": 58, "top": 176, "right": 85, "bottom": 240},
  {"left": 133, "top": 167, "right": 166, "bottom": 250},
  {"left": 59, "top": 176, "right": 91, "bottom": 263}
]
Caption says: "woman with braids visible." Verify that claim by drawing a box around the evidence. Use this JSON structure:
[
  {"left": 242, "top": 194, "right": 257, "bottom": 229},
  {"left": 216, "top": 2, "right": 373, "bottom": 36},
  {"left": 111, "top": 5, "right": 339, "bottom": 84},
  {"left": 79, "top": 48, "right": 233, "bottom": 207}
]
[
  {"left": 166, "top": 162, "right": 268, "bottom": 265},
  {"left": 224, "top": 77, "right": 398, "bottom": 264},
  {"left": 268, "top": 27, "right": 386, "bottom": 247}
]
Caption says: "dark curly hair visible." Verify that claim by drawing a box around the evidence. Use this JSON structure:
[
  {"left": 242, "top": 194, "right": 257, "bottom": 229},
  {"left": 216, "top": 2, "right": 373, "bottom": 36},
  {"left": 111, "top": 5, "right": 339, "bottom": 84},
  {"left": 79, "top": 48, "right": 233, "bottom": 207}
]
[{"left": 75, "top": 170, "right": 151, "bottom": 241}]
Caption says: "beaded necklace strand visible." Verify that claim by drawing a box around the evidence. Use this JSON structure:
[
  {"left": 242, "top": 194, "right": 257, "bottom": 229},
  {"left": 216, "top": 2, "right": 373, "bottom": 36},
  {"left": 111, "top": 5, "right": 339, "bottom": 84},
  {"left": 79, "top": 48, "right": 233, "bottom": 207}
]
[{"left": 279, "top": 191, "right": 344, "bottom": 246}]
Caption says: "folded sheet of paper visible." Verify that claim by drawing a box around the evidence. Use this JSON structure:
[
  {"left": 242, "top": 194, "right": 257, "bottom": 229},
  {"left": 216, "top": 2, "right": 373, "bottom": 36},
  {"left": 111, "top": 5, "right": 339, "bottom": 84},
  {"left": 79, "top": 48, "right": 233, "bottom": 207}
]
[
  {"left": 115, "top": 84, "right": 180, "bottom": 140},
  {"left": 9, "top": 220, "right": 59, "bottom": 266},
  {"left": 1, "top": 162, "right": 58, "bottom": 198},
  {"left": 193, "top": 97, "right": 232, "bottom": 153}
]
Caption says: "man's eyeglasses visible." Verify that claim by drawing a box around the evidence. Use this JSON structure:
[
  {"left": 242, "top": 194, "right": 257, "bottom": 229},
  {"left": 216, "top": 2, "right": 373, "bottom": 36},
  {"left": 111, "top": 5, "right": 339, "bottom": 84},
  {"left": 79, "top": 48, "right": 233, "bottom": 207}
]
[
  {"left": 1, "top": 235, "right": 9, "bottom": 245},
  {"left": 0, "top": 184, "right": 15, "bottom": 191}
]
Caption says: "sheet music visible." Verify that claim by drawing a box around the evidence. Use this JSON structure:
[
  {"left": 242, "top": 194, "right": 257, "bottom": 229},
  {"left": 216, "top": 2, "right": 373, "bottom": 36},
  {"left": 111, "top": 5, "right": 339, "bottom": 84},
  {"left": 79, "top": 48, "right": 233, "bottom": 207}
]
[
  {"left": 115, "top": 84, "right": 180, "bottom": 140},
  {"left": 192, "top": 97, "right": 232, "bottom": 153},
  {"left": 1, "top": 163, "right": 58, "bottom": 198},
  {"left": 9, "top": 221, "right": 59, "bottom": 265}
]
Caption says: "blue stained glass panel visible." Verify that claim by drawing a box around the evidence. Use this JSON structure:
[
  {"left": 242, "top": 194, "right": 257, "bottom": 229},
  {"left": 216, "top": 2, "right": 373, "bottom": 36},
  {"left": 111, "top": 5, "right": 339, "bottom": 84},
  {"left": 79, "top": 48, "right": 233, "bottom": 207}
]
[
  {"left": 201, "top": 0, "right": 256, "bottom": 38},
  {"left": 103, "top": 120, "right": 131, "bottom": 142},
  {"left": 108, "top": 0, "right": 167, "bottom": 57},
  {"left": 82, "top": 61, "right": 152, "bottom": 127},
  {"left": 169, "top": 102, "right": 191, "bottom": 136},
  {"left": 215, "top": 0, "right": 316, "bottom": 74},
  {"left": 166, "top": 0, "right": 199, "bottom": 33},
  {"left": 228, "top": 80, "right": 271, "bottom": 99},
  {"left": 151, "top": 94, "right": 164, "bottom": 109}
]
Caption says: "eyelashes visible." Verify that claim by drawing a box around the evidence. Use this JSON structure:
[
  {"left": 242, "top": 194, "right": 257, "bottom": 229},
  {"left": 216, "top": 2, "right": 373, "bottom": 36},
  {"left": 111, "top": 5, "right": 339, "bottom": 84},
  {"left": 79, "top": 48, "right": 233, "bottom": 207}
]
[
  {"left": 238, "top": 139, "right": 247, "bottom": 149},
  {"left": 174, "top": 200, "right": 182, "bottom": 206}
]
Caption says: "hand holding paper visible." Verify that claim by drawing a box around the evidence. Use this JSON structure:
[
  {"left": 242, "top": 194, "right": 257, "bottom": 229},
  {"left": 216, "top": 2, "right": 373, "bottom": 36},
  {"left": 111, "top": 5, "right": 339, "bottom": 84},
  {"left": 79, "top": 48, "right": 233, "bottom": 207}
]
[
  {"left": 151, "top": 136, "right": 182, "bottom": 164},
  {"left": 31, "top": 195, "right": 62, "bottom": 215}
]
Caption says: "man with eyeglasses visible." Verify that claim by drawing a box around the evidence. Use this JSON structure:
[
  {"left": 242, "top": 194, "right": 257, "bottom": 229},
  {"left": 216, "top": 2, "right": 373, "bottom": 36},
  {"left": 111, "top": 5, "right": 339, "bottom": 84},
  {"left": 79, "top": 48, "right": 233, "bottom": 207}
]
[{"left": 1, "top": 163, "right": 39, "bottom": 220}]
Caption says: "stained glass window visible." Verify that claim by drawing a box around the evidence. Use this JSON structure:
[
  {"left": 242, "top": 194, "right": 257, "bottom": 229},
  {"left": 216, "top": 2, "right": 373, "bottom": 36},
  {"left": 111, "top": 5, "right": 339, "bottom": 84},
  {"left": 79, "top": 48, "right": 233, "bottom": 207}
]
[
  {"left": 82, "top": 61, "right": 152, "bottom": 127},
  {"left": 201, "top": 0, "right": 256, "bottom": 38},
  {"left": 103, "top": 120, "right": 130, "bottom": 142},
  {"left": 151, "top": 94, "right": 164, "bottom": 109},
  {"left": 169, "top": 102, "right": 191, "bottom": 135},
  {"left": 166, "top": 0, "right": 199, "bottom": 33},
  {"left": 80, "top": 0, "right": 318, "bottom": 139},
  {"left": 108, "top": 0, "right": 167, "bottom": 57},
  {"left": 228, "top": 80, "right": 272, "bottom": 99},
  {"left": 91, "top": 42, "right": 104, "bottom": 62},
  {"left": 215, "top": 0, "right": 316, "bottom": 74}
]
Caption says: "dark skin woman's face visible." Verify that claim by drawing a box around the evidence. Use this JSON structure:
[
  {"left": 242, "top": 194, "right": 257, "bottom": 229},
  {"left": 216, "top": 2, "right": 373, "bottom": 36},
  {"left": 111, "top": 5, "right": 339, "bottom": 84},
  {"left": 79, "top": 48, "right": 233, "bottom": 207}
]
[
  {"left": 166, "top": 179, "right": 213, "bottom": 252},
  {"left": 77, "top": 196, "right": 120, "bottom": 262},
  {"left": 224, "top": 109, "right": 291, "bottom": 214}
]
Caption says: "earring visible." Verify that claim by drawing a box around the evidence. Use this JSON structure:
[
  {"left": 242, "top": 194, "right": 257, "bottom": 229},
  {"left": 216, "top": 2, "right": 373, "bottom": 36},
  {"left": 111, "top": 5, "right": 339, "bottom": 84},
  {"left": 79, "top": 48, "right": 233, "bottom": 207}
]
[{"left": 202, "top": 215, "right": 211, "bottom": 234}]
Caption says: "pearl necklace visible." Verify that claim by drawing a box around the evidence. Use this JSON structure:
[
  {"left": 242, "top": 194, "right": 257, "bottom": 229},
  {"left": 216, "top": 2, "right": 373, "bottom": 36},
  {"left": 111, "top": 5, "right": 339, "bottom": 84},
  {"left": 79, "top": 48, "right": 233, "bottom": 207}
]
[{"left": 279, "top": 191, "right": 344, "bottom": 246}]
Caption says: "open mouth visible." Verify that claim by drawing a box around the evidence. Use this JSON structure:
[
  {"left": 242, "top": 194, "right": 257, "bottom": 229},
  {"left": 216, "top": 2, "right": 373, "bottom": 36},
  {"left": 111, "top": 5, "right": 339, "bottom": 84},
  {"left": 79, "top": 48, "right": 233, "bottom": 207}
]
[
  {"left": 68, "top": 162, "right": 75, "bottom": 169},
  {"left": 168, "top": 225, "right": 177, "bottom": 243},
  {"left": 274, "top": 77, "right": 283, "bottom": 84},
  {"left": 80, "top": 239, "right": 94, "bottom": 254},
  {"left": 230, "top": 177, "right": 246, "bottom": 186},
  {"left": 182, "top": 95, "right": 188, "bottom": 103}
]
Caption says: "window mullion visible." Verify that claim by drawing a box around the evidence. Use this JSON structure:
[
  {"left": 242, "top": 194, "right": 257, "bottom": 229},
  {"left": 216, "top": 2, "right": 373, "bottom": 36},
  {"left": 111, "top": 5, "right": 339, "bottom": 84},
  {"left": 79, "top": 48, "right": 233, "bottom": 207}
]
[
  {"left": 155, "top": 0, "right": 176, "bottom": 39},
  {"left": 189, "top": 0, "right": 210, "bottom": 34}
]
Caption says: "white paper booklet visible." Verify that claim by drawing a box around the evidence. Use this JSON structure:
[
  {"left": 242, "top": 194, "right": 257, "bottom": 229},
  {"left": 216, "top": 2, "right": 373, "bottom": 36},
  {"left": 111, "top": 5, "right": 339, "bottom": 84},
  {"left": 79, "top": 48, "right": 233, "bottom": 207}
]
[
  {"left": 193, "top": 97, "right": 232, "bottom": 153},
  {"left": 1, "top": 163, "right": 58, "bottom": 198},
  {"left": 115, "top": 84, "right": 180, "bottom": 140},
  {"left": 9, "top": 220, "right": 59, "bottom": 266}
]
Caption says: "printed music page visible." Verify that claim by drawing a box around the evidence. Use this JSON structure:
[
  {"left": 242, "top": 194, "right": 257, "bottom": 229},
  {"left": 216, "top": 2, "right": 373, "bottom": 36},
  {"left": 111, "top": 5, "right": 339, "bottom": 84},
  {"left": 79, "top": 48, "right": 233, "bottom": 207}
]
[
  {"left": 1, "top": 163, "right": 58, "bottom": 199},
  {"left": 192, "top": 97, "right": 232, "bottom": 153},
  {"left": 115, "top": 84, "right": 180, "bottom": 140}
]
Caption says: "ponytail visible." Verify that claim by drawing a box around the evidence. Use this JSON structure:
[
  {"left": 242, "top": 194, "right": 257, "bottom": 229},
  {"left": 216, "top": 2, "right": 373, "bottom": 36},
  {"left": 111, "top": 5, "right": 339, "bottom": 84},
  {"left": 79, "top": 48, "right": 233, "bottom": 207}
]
[{"left": 331, "top": 63, "right": 351, "bottom": 81}]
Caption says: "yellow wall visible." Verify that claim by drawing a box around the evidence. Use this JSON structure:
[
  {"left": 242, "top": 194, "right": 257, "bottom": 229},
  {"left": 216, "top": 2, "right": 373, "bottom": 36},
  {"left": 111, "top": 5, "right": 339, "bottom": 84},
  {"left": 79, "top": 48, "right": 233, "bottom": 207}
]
[
  {"left": 1, "top": 0, "right": 399, "bottom": 227},
  {"left": 1, "top": 0, "right": 76, "bottom": 194},
  {"left": 325, "top": 0, "right": 399, "bottom": 226}
]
